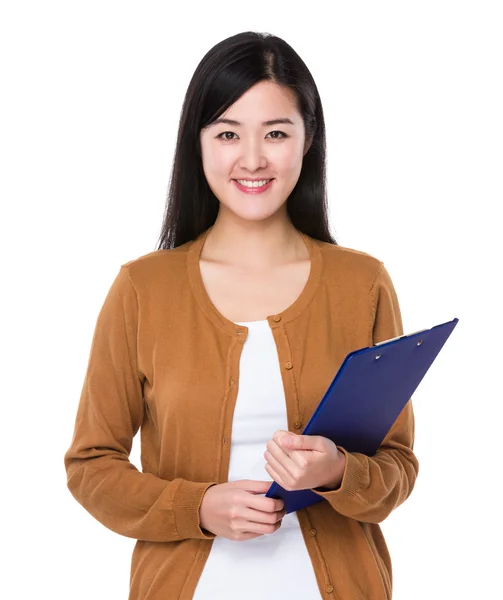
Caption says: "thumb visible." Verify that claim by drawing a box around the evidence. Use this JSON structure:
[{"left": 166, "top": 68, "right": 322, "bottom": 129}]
[
  {"left": 238, "top": 480, "right": 273, "bottom": 494},
  {"left": 280, "top": 433, "right": 323, "bottom": 451}
]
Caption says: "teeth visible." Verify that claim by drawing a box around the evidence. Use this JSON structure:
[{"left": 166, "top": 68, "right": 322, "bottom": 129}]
[{"left": 236, "top": 179, "right": 272, "bottom": 188}]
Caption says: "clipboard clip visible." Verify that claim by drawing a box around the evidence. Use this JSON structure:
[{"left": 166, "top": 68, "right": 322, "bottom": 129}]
[{"left": 374, "top": 327, "right": 429, "bottom": 347}]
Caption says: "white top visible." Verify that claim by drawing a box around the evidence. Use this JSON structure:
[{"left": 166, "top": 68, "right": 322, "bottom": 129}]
[{"left": 192, "top": 319, "right": 321, "bottom": 599}]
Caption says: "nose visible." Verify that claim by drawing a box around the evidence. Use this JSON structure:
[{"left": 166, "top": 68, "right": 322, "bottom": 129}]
[{"left": 238, "top": 139, "right": 268, "bottom": 172}]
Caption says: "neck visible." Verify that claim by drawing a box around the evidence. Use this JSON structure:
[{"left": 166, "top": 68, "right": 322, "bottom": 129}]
[{"left": 201, "top": 217, "right": 308, "bottom": 272}]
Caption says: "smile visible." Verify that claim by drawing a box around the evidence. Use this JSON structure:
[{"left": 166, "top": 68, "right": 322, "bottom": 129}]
[{"left": 233, "top": 179, "right": 275, "bottom": 194}]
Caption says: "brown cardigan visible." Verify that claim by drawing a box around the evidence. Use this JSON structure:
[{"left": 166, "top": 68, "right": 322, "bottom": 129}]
[{"left": 64, "top": 226, "right": 419, "bottom": 599}]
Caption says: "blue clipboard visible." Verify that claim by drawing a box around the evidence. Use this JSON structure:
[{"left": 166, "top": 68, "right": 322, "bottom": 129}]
[{"left": 265, "top": 317, "right": 459, "bottom": 513}]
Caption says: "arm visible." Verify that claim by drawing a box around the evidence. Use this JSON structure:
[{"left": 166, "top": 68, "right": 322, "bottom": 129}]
[
  {"left": 309, "top": 262, "right": 419, "bottom": 523},
  {"left": 64, "top": 265, "right": 218, "bottom": 542}
]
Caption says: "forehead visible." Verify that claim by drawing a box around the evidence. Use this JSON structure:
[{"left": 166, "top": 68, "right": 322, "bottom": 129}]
[{"left": 211, "top": 80, "right": 300, "bottom": 127}]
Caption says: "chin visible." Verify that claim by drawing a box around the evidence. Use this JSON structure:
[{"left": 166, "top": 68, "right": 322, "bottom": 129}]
[{"left": 228, "top": 205, "right": 285, "bottom": 222}]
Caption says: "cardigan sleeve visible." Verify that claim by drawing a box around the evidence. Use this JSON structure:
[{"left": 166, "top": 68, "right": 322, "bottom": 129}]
[
  {"left": 309, "top": 262, "right": 419, "bottom": 523},
  {"left": 64, "top": 265, "right": 218, "bottom": 542}
]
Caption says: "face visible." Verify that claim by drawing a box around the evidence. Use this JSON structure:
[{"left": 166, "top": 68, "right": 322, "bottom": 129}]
[{"left": 199, "top": 80, "right": 311, "bottom": 223}]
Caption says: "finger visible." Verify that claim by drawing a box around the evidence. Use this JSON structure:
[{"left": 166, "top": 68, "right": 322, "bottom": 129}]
[
  {"left": 241, "top": 506, "right": 286, "bottom": 525},
  {"left": 264, "top": 462, "right": 286, "bottom": 490},
  {"left": 267, "top": 438, "right": 293, "bottom": 460},
  {"left": 247, "top": 490, "right": 284, "bottom": 512},
  {"left": 267, "top": 438, "right": 308, "bottom": 472},
  {"left": 273, "top": 430, "right": 295, "bottom": 449},
  {"left": 238, "top": 480, "right": 275, "bottom": 494},
  {"left": 275, "top": 432, "right": 325, "bottom": 452},
  {"left": 278, "top": 433, "right": 307, "bottom": 450},
  {"left": 265, "top": 445, "right": 295, "bottom": 482}
]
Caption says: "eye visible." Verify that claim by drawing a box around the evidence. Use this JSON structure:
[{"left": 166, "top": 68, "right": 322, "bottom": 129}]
[
  {"left": 268, "top": 131, "right": 288, "bottom": 140},
  {"left": 216, "top": 131, "right": 289, "bottom": 142},
  {"left": 216, "top": 131, "right": 238, "bottom": 141}
]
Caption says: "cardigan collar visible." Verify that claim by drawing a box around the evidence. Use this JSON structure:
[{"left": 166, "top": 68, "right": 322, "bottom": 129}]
[{"left": 186, "top": 225, "right": 323, "bottom": 340}]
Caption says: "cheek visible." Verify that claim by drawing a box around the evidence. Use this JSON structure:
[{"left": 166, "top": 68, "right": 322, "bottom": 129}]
[
  {"left": 202, "top": 148, "right": 234, "bottom": 179},
  {"left": 274, "top": 144, "right": 304, "bottom": 175}
]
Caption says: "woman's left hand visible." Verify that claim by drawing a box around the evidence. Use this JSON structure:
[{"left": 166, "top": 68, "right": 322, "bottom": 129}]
[{"left": 264, "top": 430, "right": 346, "bottom": 491}]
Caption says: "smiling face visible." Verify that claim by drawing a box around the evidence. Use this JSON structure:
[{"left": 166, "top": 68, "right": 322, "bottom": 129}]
[{"left": 199, "top": 80, "right": 311, "bottom": 223}]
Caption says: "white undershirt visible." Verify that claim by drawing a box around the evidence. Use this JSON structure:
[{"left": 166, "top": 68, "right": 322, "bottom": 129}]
[{"left": 192, "top": 319, "right": 321, "bottom": 599}]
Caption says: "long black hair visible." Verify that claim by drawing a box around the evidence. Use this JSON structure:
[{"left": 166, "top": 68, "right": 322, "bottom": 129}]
[{"left": 155, "top": 31, "right": 338, "bottom": 250}]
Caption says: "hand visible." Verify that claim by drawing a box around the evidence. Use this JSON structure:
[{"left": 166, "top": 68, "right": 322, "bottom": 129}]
[
  {"left": 264, "top": 431, "right": 346, "bottom": 492},
  {"left": 199, "top": 480, "right": 286, "bottom": 541}
]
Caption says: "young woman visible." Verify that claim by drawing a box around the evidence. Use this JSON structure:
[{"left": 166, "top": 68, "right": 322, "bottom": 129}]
[{"left": 64, "top": 31, "right": 419, "bottom": 600}]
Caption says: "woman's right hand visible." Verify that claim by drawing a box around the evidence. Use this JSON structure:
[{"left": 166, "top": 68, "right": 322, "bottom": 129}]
[{"left": 199, "top": 480, "right": 286, "bottom": 541}]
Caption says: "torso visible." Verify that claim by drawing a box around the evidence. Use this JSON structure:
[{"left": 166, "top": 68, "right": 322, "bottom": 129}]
[{"left": 198, "top": 258, "right": 311, "bottom": 322}]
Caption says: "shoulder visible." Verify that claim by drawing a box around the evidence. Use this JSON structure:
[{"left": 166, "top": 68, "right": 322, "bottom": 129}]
[
  {"left": 315, "top": 239, "right": 385, "bottom": 291},
  {"left": 118, "top": 239, "right": 194, "bottom": 290}
]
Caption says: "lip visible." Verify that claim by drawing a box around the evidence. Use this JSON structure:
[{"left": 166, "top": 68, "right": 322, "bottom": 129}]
[
  {"left": 233, "top": 178, "right": 274, "bottom": 181},
  {"left": 232, "top": 178, "right": 275, "bottom": 194}
]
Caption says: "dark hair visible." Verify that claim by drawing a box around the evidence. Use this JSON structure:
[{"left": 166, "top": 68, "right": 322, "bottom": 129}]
[{"left": 155, "top": 31, "right": 338, "bottom": 250}]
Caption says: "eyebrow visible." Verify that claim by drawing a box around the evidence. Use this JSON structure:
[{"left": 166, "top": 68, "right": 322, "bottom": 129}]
[{"left": 210, "top": 117, "right": 295, "bottom": 127}]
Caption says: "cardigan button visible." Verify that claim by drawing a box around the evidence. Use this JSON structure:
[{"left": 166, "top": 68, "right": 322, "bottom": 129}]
[
  {"left": 273, "top": 315, "right": 281, "bottom": 322},
  {"left": 285, "top": 362, "right": 293, "bottom": 370},
  {"left": 325, "top": 584, "right": 334, "bottom": 593},
  {"left": 294, "top": 421, "right": 302, "bottom": 429},
  {"left": 308, "top": 528, "right": 317, "bottom": 536}
]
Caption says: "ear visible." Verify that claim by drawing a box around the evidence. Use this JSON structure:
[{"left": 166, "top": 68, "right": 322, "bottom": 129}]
[{"left": 303, "top": 136, "right": 313, "bottom": 156}]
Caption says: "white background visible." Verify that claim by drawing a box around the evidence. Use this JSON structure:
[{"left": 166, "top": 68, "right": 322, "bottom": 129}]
[{"left": 1, "top": 1, "right": 501, "bottom": 598}]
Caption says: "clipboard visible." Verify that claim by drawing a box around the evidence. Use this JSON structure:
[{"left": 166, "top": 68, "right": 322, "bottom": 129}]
[{"left": 265, "top": 317, "right": 459, "bottom": 513}]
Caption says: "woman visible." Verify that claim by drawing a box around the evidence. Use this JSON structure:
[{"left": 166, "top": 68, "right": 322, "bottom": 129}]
[{"left": 64, "top": 31, "right": 419, "bottom": 599}]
